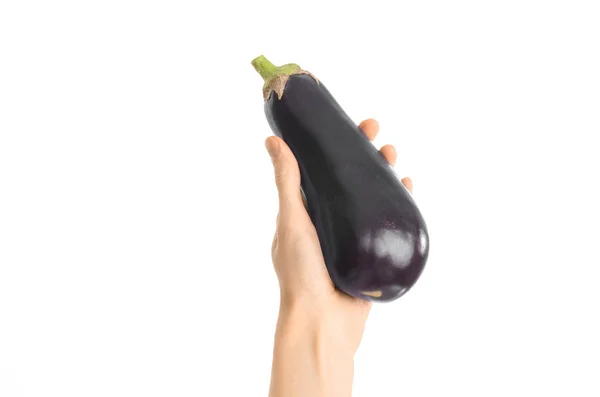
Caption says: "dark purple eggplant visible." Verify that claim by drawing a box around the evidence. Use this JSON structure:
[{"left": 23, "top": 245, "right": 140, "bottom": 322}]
[{"left": 252, "top": 55, "right": 429, "bottom": 302}]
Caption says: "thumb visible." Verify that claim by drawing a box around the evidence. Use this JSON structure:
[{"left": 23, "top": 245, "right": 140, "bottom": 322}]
[{"left": 265, "top": 136, "right": 305, "bottom": 218}]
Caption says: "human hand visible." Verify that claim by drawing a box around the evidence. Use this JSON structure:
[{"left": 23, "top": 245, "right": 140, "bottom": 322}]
[{"left": 265, "top": 118, "right": 413, "bottom": 354}]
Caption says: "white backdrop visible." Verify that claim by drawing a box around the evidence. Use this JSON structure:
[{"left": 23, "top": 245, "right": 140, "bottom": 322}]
[{"left": 1, "top": 1, "right": 599, "bottom": 396}]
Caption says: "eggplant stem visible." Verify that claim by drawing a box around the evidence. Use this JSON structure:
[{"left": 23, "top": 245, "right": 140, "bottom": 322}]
[
  {"left": 251, "top": 55, "right": 302, "bottom": 82},
  {"left": 252, "top": 55, "right": 312, "bottom": 100},
  {"left": 251, "top": 55, "right": 278, "bottom": 80}
]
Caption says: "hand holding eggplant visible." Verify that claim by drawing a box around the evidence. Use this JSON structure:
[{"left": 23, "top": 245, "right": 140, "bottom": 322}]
[
  {"left": 254, "top": 56, "right": 428, "bottom": 396},
  {"left": 253, "top": 56, "right": 429, "bottom": 304}
]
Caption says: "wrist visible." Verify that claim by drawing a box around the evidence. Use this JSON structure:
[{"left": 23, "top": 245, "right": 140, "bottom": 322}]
[
  {"left": 269, "top": 303, "right": 355, "bottom": 397},
  {"left": 276, "top": 302, "right": 355, "bottom": 356}
]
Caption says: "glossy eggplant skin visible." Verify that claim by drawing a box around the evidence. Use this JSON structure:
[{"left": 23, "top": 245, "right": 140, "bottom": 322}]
[{"left": 264, "top": 73, "right": 429, "bottom": 302}]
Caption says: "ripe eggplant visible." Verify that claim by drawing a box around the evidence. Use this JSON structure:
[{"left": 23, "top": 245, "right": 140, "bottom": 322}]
[{"left": 252, "top": 55, "right": 429, "bottom": 302}]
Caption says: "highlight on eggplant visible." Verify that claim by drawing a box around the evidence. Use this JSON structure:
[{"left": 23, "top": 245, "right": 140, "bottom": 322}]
[{"left": 252, "top": 55, "right": 429, "bottom": 303}]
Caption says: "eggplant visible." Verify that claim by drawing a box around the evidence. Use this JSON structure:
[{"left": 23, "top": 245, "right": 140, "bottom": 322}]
[{"left": 252, "top": 55, "right": 429, "bottom": 302}]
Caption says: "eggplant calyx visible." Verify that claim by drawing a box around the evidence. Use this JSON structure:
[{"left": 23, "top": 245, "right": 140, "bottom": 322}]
[{"left": 251, "top": 54, "right": 316, "bottom": 100}]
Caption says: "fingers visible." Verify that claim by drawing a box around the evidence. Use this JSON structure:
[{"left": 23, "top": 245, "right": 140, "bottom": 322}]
[
  {"left": 358, "top": 118, "right": 379, "bottom": 141},
  {"left": 379, "top": 143, "right": 411, "bottom": 193},
  {"left": 401, "top": 177, "right": 413, "bottom": 194},
  {"left": 265, "top": 136, "right": 306, "bottom": 220},
  {"left": 379, "top": 144, "right": 397, "bottom": 166},
  {"left": 358, "top": 120, "right": 409, "bottom": 194},
  {"left": 359, "top": 119, "right": 396, "bottom": 166}
]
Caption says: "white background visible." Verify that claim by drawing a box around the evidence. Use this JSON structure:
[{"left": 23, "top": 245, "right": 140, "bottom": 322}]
[{"left": 1, "top": 1, "right": 599, "bottom": 396}]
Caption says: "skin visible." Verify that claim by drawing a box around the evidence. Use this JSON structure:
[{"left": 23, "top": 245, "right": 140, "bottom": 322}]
[{"left": 264, "top": 118, "right": 412, "bottom": 397}]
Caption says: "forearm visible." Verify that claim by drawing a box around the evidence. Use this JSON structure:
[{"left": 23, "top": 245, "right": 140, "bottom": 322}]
[{"left": 269, "top": 305, "right": 355, "bottom": 397}]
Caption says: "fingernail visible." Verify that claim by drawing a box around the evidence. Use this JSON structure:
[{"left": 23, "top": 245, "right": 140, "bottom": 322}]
[{"left": 265, "top": 137, "right": 280, "bottom": 158}]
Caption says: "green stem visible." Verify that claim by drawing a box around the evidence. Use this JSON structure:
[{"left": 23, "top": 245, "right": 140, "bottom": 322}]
[
  {"left": 251, "top": 55, "right": 308, "bottom": 99},
  {"left": 251, "top": 55, "right": 302, "bottom": 83},
  {"left": 251, "top": 55, "right": 278, "bottom": 81}
]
